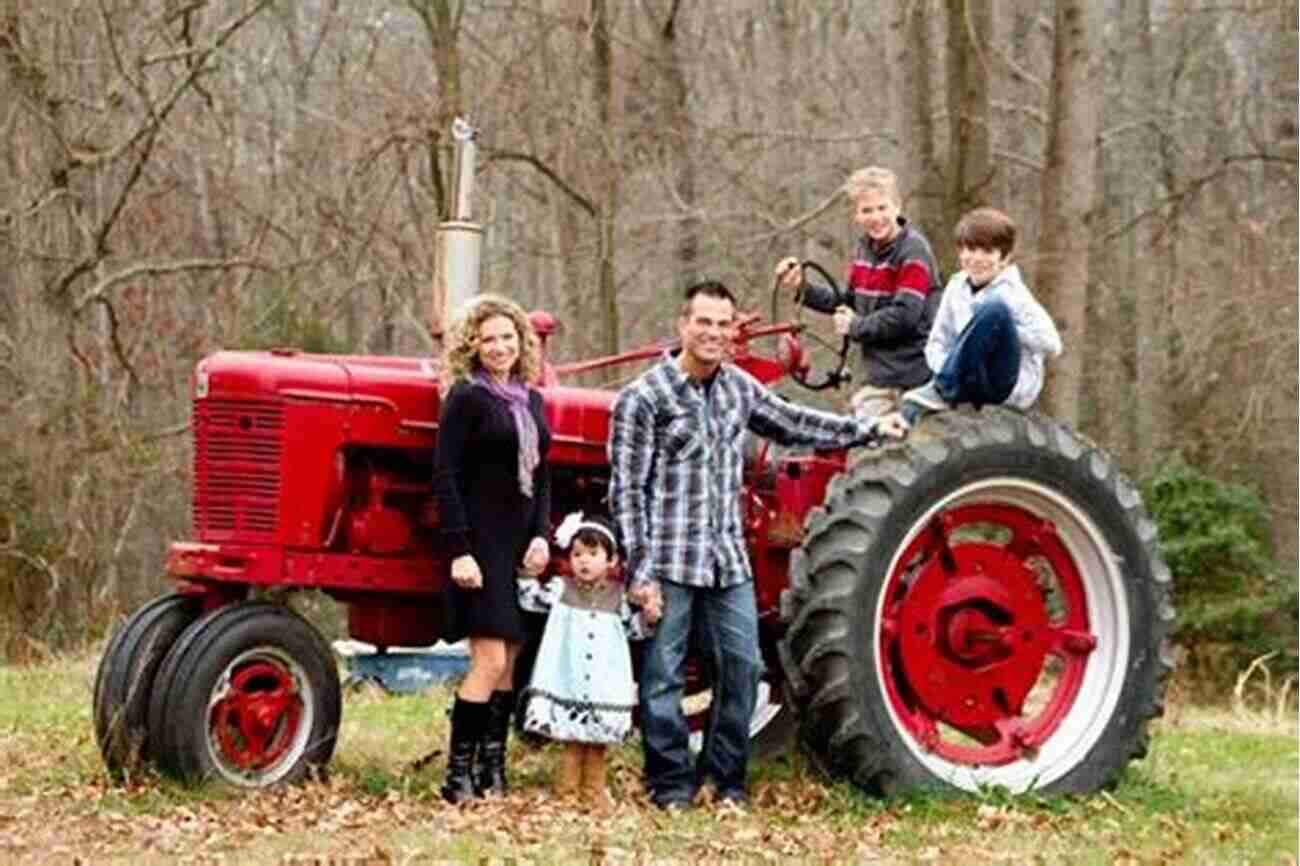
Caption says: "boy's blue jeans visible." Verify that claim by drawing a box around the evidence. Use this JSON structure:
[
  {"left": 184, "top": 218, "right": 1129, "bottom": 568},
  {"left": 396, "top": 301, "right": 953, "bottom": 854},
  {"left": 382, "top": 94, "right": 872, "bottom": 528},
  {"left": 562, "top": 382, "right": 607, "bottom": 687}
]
[
  {"left": 935, "top": 299, "right": 1022, "bottom": 409},
  {"left": 639, "top": 579, "right": 763, "bottom": 803}
]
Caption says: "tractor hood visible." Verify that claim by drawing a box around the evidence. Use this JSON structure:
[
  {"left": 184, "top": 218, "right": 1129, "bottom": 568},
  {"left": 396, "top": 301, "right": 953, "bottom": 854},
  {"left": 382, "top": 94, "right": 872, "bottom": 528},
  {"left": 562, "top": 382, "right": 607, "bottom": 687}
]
[
  {"left": 192, "top": 350, "right": 442, "bottom": 425},
  {"left": 191, "top": 351, "right": 616, "bottom": 464}
]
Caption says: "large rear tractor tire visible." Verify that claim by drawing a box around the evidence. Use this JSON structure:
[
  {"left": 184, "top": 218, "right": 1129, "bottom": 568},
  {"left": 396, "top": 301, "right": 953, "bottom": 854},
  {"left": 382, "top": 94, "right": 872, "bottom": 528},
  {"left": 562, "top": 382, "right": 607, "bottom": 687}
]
[
  {"left": 779, "top": 409, "right": 1175, "bottom": 796},
  {"left": 147, "top": 602, "right": 341, "bottom": 787},
  {"left": 93, "top": 593, "right": 202, "bottom": 773}
]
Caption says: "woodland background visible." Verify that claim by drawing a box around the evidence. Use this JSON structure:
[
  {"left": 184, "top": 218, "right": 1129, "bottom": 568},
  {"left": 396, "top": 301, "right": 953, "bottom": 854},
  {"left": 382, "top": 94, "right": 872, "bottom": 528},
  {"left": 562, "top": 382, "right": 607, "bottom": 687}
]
[{"left": 0, "top": 1, "right": 1295, "bottom": 669}]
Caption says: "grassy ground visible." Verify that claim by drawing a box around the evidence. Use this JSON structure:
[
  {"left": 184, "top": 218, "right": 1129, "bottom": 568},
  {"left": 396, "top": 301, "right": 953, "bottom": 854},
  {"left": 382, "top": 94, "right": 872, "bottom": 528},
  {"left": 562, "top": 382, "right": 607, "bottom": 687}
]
[{"left": 0, "top": 653, "right": 1295, "bottom": 866}]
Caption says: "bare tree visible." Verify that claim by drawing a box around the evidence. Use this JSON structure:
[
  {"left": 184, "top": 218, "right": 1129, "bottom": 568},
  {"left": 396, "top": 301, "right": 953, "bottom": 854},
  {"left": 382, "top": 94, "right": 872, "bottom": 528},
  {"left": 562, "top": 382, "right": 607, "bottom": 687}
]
[
  {"left": 944, "top": 0, "right": 994, "bottom": 237},
  {"left": 0, "top": 0, "right": 1295, "bottom": 650},
  {"left": 0, "top": 0, "right": 275, "bottom": 652},
  {"left": 902, "top": 1, "right": 947, "bottom": 234},
  {"left": 1129, "top": 0, "right": 1170, "bottom": 475},
  {"left": 1035, "top": 0, "right": 1104, "bottom": 424}
]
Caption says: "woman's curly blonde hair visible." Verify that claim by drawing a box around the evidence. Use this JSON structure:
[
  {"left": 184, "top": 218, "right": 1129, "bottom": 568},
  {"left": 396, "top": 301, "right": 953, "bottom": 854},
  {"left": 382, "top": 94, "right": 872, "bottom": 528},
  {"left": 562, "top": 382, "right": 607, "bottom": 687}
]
[{"left": 440, "top": 294, "right": 542, "bottom": 387}]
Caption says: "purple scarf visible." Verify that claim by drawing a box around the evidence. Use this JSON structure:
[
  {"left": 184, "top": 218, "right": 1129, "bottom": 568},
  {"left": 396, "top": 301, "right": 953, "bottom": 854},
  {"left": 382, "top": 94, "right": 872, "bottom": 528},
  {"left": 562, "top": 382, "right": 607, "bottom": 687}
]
[{"left": 474, "top": 371, "right": 540, "bottom": 498}]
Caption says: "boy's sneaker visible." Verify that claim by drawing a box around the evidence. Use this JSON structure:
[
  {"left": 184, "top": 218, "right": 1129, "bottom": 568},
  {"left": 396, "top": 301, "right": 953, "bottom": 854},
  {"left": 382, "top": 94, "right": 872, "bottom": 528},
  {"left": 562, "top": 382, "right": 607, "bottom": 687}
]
[
  {"left": 903, "top": 380, "right": 951, "bottom": 414},
  {"left": 715, "top": 789, "right": 750, "bottom": 811},
  {"left": 653, "top": 796, "right": 693, "bottom": 812}
]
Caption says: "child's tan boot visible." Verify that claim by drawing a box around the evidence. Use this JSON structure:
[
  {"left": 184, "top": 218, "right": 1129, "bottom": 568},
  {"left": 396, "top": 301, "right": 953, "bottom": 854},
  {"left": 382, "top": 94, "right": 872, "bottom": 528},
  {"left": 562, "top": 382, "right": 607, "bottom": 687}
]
[
  {"left": 555, "top": 743, "right": 583, "bottom": 799},
  {"left": 581, "top": 745, "right": 614, "bottom": 812}
]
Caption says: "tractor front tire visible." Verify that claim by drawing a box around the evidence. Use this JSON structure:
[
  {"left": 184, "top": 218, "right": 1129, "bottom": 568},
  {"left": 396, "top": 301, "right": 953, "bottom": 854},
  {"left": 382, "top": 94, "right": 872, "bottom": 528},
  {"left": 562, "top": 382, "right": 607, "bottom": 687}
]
[
  {"left": 93, "top": 593, "right": 201, "bottom": 774},
  {"left": 147, "top": 602, "right": 341, "bottom": 787},
  {"left": 779, "top": 408, "right": 1174, "bottom": 796}
]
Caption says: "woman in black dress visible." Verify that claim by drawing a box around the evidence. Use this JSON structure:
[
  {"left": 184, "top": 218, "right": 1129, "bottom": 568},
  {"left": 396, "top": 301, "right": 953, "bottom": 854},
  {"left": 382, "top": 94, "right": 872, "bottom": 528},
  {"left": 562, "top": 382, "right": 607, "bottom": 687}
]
[{"left": 433, "top": 294, "right": 551, "bottom": 803}]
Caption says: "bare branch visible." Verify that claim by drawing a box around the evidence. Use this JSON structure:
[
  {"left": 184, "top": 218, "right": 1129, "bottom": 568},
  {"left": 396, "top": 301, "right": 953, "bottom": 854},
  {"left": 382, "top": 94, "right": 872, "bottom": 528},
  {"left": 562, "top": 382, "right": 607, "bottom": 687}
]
[
  {"left": 703, "top": 124, "right": 897, "bottom": 147},
  {"left": 1223, "top": 151, "right": 1299, "bottom": 167},
  {"left": 100, "top": 485, "right": 143, "bottom": 603},
  {"left": 990, "top": 99, "right": 1049, "bottom": 126},
  {"left": 0, "top": 186, "right": 68, "bottom": 228},
  {"left": 992, "top": 147, "right": 1046, "bottom": 172},
  {"left": 991, "top": 44, "right": 1046, "bottom": 91},
  {"left": 83, "top": 0, "right": 276, "bottom": 171},
  {"left": 140, "top": 422, "right": 192, "bottom": 442},
  {"left": 93, "top": 295, "right": 140, "bottom": 387},
  {"left": 748, "top": 186, "right": 845, "bottom": 244},
  {"left": 1100, "top": 152, "right": 1297, "bottom": 242},
  {"left": 0, "top": 518, "right": 61, "bottom": 604},
  {"left": 485, "top": 149, "right": 597, "bottom": 218},
  {"left": 45, "top": 0, "right": 275, "bottom": 303},
  {"left": 73, "top": 258, "right": 266, "bottom": 313}
]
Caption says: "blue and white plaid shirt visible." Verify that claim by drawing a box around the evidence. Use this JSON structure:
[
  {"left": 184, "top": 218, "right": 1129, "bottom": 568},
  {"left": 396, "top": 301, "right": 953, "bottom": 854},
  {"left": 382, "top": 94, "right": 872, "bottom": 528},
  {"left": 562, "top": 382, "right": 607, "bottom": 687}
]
[{"left": 608, "top": 351, "right": 876, "bottom": 590}]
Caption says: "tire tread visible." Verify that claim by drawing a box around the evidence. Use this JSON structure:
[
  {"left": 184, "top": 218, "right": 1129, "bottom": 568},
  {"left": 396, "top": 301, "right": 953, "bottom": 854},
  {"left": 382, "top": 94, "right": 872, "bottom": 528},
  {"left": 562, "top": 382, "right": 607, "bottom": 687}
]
[{"left": 780, "top": 407, "right": 1174, "bottom": 796}]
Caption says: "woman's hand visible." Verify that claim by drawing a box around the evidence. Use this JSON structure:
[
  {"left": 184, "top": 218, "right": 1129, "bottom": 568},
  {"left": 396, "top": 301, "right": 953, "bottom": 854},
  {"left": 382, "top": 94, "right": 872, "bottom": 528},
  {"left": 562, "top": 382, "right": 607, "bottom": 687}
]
[
  {"left": 775, "top": 257, "right": 803, "bottom": 294},
  {"left": 833, "top": 305, "right": 855, "bottom": 336},
  {"left": 521, "top": 536, "right": 550, "bottom": 577},
  {"left": 450, "top": 554, "right": 483, "bottom": 589}
]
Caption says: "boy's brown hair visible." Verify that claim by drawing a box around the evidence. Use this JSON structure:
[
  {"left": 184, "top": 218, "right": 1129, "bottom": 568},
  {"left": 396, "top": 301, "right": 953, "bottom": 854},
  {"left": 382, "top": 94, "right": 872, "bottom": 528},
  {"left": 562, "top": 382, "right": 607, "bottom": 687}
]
[{"left": 954, "top": 207, "right": 1016, "bottom": 258}]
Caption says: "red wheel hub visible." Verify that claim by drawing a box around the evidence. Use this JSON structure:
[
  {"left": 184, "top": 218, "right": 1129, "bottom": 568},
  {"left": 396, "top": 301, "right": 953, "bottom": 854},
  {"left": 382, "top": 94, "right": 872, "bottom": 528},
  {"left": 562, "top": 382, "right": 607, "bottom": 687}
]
[
  {"left": 898, "top": 545, "right": 1050, "bottom": 729},
  {"left": 881, "top": 504, "right": 1098, "bottom": 766},
  {"left": 210, "top": 659, "right": 303, "bottom": 773}
]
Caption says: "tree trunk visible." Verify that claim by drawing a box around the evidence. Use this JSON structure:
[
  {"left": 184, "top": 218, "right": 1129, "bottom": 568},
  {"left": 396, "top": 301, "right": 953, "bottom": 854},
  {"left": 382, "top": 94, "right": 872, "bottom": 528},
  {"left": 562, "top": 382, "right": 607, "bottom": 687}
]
[
  {"left": 654, "top": 1, "right": 697, "bottom": 288},
  {"left": 1035, "top": 0, "right": 1103, "bottom": 426},
  {"left": 885, "top": 0, "right": 911, "bottom": 176},
  {"left": 591, "top": 0, "right": 620, "bottom": 357},
  {"left": 1267, "top": 0, "right": 1300, "bottom": 568},
  {"left": 1134, "top": 0, "right": 1184, "bottom": 477},
  {"left": 1086, "top": 0, "right": 1142, "bottom": 467},
  {"left": 411, "top": 0, "right": 466, "bottom": 337},
  {"left": 905, "top": 1, "right": 944, "bottom": 235},
  {"left": 944, "top": 0, "right": 993, "bottom": 239}
]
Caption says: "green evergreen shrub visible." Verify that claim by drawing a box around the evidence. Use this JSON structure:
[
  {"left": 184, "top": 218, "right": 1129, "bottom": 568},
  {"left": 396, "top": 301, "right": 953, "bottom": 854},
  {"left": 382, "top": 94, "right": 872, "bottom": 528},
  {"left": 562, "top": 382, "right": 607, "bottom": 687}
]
[
  {"left": 1141, "top": 455, "right": 1297, "bottom": 684},
  {"left": 1141, "top": 454, "right": 1274, "bottom": 600}
]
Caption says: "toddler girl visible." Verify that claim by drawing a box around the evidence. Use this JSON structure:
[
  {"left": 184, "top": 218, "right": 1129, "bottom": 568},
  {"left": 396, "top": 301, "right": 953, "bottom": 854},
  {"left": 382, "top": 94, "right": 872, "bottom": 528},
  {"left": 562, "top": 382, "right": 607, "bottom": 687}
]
[{"left": 517, "top": 511, "right": 658, "bottom": 809}]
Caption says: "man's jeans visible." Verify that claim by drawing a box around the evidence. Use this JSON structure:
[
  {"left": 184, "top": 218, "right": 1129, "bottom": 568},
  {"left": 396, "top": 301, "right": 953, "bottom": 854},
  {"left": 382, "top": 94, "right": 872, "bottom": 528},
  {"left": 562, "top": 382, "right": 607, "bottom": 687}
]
[
  {"left": 639, "top": 580, "right": 763, "bottom": 803},
  {"left": 935, "top": 300, "right": 1021, "bottom": 409}
]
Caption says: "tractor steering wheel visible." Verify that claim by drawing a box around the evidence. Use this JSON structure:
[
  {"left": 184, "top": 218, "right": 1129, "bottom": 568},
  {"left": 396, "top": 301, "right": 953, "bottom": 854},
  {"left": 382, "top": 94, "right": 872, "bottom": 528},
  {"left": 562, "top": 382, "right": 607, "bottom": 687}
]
[{"left": 770, "top": 260, "right": 853, "bottom": 392}]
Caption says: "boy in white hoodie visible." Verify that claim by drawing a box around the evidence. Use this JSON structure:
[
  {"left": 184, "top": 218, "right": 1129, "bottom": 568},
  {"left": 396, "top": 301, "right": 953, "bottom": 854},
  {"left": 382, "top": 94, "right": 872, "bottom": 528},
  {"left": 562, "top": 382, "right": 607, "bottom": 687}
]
[{"left": 899, "top": 207, "right": 1062, "bottom": 428}]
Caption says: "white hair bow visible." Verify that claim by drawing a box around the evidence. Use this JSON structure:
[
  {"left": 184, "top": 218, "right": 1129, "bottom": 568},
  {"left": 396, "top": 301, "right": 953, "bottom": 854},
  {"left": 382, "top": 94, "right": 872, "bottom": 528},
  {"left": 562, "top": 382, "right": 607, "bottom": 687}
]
[
  {"left": 553, "top": 511, "right": 616, "bottom": 551},
  {"left": 554, "top": 511, "right": 586, "bottom": 550}
]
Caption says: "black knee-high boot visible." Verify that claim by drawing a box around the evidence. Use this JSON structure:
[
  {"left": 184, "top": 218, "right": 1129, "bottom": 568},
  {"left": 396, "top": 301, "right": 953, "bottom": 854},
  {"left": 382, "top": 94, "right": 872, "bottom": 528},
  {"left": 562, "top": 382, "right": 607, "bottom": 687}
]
[
  {"left": 441, "top": 696, "right": 487, "bottom": 804},
  {"left": 475, "top": 690, "right": 514, "bottom": 796}
]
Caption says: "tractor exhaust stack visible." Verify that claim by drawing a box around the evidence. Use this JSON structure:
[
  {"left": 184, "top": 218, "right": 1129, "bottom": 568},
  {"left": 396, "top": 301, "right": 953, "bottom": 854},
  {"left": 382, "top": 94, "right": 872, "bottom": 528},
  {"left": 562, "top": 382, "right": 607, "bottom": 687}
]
[{"left": 432, "top": 118, "right": 484, "bottom": 333}]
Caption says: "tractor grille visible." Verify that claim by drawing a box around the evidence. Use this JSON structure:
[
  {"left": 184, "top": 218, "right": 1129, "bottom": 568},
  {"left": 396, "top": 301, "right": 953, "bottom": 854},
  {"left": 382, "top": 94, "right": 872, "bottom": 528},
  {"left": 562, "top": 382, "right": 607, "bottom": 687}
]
[{"left": 192, "top": 399, "right": 284, "bottom": 540}]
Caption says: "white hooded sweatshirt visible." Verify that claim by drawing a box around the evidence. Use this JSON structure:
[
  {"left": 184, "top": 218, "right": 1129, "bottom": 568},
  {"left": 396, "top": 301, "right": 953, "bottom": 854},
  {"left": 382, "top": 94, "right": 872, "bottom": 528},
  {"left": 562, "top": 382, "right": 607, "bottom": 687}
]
[{"left": 925, "top": 264, "right": 1063, "bottom": 410}]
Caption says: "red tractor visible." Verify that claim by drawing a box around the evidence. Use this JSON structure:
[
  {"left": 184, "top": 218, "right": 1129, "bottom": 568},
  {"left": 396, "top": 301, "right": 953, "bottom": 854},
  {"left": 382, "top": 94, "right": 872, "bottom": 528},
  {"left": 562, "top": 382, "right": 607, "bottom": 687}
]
[{"left": 93, "top": 125, "right": 1172, "bottom": 796}]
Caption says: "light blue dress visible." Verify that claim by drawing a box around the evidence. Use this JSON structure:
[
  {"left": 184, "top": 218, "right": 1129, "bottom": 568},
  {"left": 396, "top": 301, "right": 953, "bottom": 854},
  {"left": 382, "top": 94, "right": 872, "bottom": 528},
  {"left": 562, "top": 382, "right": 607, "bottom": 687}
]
[{"left": 517, "top": 577, "right": 652, "bottom": 745}]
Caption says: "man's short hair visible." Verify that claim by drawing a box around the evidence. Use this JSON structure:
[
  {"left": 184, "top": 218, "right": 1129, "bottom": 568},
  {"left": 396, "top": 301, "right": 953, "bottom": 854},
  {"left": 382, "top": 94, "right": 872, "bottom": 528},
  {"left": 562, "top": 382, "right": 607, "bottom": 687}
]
[
  {"left": 844, "top": 167, "right": 901, "bottom": 204},
  {"left": 681, "top": 279, "right": 737, "bottom": 315},
  {"left": 955, "top": 207, "right": 1017, "bottom": 258}
]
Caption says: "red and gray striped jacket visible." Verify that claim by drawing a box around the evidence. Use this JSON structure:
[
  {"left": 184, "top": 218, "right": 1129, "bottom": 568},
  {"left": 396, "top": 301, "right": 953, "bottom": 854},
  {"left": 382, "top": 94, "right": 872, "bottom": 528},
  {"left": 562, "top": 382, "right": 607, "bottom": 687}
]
[{"left": 801, "top": 219, "right": 943, "bottom": 389}]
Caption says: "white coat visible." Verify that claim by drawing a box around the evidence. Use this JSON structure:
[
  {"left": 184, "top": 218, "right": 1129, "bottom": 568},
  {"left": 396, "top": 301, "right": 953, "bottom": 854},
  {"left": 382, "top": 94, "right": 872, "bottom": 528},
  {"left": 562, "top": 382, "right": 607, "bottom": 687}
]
[{"left": 925, "top": 264, "right": 1063, "bottom": 409}]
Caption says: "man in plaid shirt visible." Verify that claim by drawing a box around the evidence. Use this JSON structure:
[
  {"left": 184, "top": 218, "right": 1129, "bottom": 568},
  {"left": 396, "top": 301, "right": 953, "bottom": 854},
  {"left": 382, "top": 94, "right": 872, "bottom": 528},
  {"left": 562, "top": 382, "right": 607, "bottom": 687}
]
[{"left": 609, "top": 280, "right": 886, "bottom": 809}]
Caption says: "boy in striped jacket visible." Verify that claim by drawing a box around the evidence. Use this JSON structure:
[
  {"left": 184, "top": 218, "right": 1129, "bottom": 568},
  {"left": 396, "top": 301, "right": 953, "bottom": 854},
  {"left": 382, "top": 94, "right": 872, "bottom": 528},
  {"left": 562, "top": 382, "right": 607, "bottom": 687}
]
[{"left": 776, "top": 166, "right": 944, "bottom": 419}]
